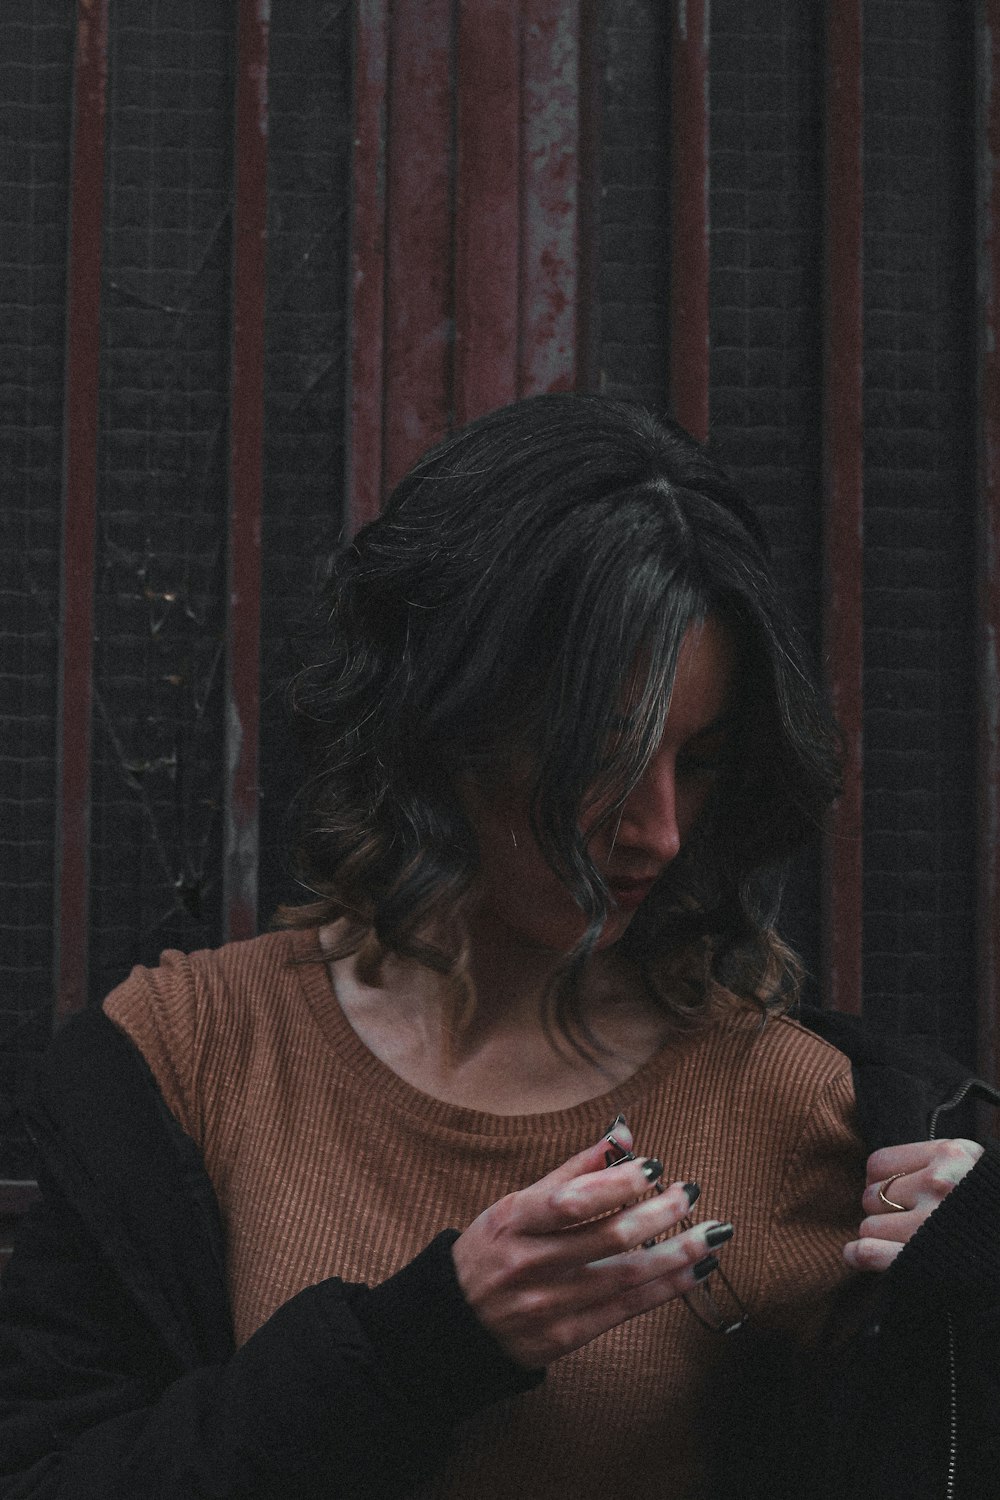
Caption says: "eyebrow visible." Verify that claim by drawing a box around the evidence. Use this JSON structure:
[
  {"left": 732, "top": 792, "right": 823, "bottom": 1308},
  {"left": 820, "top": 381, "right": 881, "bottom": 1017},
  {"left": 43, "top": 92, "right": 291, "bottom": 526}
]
[
  {"left": 685, "top": 710, "right": 736, "bottom": 742},
  {"left": 612, "top": 708, "right": 735, "bottom": 733}
]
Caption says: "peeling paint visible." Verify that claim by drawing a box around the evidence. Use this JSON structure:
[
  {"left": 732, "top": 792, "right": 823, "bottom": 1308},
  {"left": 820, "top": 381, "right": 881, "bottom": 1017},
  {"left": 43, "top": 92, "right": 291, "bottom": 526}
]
[
  {"left": 520, "top": 0, "right": 581, "bottom": 395},
  {"left": 226, "top": 695, "right": 244, "bottom": 781}
]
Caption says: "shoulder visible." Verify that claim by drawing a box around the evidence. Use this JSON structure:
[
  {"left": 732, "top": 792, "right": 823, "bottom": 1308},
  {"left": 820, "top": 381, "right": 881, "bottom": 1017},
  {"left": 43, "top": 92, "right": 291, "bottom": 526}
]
[
  {"left": 682, "top": 1005, "right": 860, "bottom": 1161},
  {"left": 761, "top": 1011, "right": 855, "bottom": 1078},
  {"left": 105, "top": 928, "right": 302, "bottom": 1015},
  {"left": 103, "top": 929, "right": 309, "bottom": 1038},
  {"left": 709, "top": 1003, "right": 854, "bottom": 1096},
  {"left": 101, "top": 928, "right": 316, "bottom": 1140}
]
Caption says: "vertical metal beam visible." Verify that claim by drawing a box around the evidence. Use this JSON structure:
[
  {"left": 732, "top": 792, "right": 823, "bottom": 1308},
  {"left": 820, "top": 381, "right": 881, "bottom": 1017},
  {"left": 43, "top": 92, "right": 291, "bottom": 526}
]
[
  {"left": 976, "top": 0, "right": 1000, "bottom": 1084},
  {"left": 223, "top": 0, "right": 270, "bottom": 943},
  {"left": 346, "top": 0, "right": 389, "bottom": 537},
  {"left": 520, "top": 0, "right": 580, "bottom": 396},
  {"left": 454, "top": 1, "right": 520, "bottom": 423},
  {"left": 576, "top": 0, "right": 603, "bottom": 394},
  {"left": 821, "top": 0, "right": 864, "bottom": 1015},
  {"left": 347, "top": 2, "right": 587, "bottom": 507},
  {"left": 669, "top": 0, "right": 710, "bottom": 442},
  {"left": 54, "top": 0, "right": 110, "bottom": 1022},
  {"left": 383, "top": 0, "right": 454, "bottom": 492}
]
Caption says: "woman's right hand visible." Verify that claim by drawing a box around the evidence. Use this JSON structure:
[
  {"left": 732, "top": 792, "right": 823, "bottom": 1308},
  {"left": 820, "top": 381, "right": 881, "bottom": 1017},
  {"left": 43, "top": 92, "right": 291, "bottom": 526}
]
[{"left": 450, "top": 1124, "right": 732, "bottom": 1369}]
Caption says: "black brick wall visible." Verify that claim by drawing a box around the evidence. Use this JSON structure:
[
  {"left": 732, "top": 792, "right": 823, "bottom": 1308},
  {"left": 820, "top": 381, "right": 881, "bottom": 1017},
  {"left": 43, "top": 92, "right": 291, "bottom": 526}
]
[
  {"left": 861, "top": 0, "right": 977, "bottom": 1064},
  {"left": 89, "top": 3, "right": 234, "bottom": 1004},
  {"left": 594, "top": 0, "right": 978, "bottom": 1049},
  {"left": 0, "top": 2, "right": 986, "bottom": 1182},
  {"left": 0, "top": 2, "right": 76, "bottom": 1178},
  {"left": 0, "top": 2, "right": 354, "bottom": 1181},
  {"left": 595, "top": 0, "right": 827, "bottom": 985},
  {"left": 258, "top": 0, "right": 353, "bottom": 929},
  {"left": 597, "top": 0, "right": 671, "bottom": 407},
  {"left": 708, "top": 0, "right": 826, "bottom": 985}
]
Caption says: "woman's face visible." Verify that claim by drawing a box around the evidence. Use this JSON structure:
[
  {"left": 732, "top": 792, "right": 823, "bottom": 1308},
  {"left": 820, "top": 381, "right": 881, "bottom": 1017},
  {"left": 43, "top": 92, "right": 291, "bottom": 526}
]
[{"left": 460, "top": 615, "right": 737, "bottom": 955}]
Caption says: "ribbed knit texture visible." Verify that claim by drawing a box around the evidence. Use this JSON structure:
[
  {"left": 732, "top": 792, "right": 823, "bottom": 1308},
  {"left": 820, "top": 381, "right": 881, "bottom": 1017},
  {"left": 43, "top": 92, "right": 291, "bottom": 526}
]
[{"left": 105, "top": 928, "right": 867, "bottom": 1499}]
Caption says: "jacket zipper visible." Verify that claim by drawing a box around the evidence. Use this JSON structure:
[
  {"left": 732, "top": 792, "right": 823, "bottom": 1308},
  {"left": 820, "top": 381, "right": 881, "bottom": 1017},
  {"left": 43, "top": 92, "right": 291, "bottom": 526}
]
[
  {"left": 928, "top": 1078, "right": 977, "bottom": 1142},
  {"left": 928, "top": 1079, "right": 971, "bottom": 1500}
]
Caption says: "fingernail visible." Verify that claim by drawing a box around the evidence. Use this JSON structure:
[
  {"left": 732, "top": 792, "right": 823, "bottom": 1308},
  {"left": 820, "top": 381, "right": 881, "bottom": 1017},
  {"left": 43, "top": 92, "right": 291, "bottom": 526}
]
[
  {"left": 642, "top": 1158, "right": 664, "bottom": 1183},
  {"left": 603, "top": 1149, "right": 636, "bottom": 1168},
  {"left": 683, "top": 1181, "right": 701, "bottom": 1207},
  {"left": 692, "top": 1254, "right": 719, "bottom": 1282},
  {"left": 607, "top": 1113, "right": 626, "bottom": 1135},
  {"left": 704, "top": 1222, "right": 734, "bottom": 1249},
  {"left": 642, "top": 1236, "right": 657, "bottom": 1249}
]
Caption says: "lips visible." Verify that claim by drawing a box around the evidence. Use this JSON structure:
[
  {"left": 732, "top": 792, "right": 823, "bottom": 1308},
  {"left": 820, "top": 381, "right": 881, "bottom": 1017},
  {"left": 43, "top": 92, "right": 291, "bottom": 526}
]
[{"left": 606, "top": 876, "right": 657, "bottom": 910}]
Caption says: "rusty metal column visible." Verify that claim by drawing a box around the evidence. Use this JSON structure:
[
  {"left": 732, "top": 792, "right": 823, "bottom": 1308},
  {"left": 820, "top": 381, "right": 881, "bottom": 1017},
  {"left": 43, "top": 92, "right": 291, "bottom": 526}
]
[
  {"left": 520, "top": 0, "right": 581, "bottom": 396},
  {"left": 976, "top": 0, "right": 1000, "bottom": 1085},
  {"left": 346, "top": 0, "right": 389, "bottom": 537},
  {"left": 382, "top": 1, "right": 454, "bottom": 493},
  {"left": 821, "top": 0, "right": 864, "bottom": 1015},
  {"left": 223, "top": 0, "right": 270, "bottom": 942},
  {"left": 576, "top": 0, "right": 603, "bottom": 393},
  {"left": 454, "top": 2, "right": 520, "bottom": 424},
  {"left": 54, "top": 0, "right": 110, "bottom": 1022},
  {"left": 669, "top": 0, "right": 710, "bottom": 442}
]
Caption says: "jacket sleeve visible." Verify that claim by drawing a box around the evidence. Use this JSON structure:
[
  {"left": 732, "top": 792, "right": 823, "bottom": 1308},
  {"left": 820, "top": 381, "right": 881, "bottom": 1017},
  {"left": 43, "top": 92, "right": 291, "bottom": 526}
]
[
  {"left": 856, "top": 1142, "right": 1000, "bottom": 1499},
  {"left": 0, "top": 1014, "right": 540, "bottom": 1500},
  {"left": 794, "top": 1143, "right": 1000, "bottom": 1500},
  {"left": 696, "top": 1091, "right": 1000, "bottom": 1500}
]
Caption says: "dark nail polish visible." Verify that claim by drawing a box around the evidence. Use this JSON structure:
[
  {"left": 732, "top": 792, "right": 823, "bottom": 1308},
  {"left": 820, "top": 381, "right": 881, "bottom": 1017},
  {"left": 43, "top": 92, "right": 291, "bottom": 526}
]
[
  {"left": 642, "top": 1158, "right": 664, "bottom": 1183},
  {"left": 692, "top": 1254, "right": 719, "bottom": 1282},
  {"left": 683, "top": 1181, "right": 701, "bottom": 1207},
  {"left": 704, "top": 1222, "right": 734, "bottom": 1249},
  {"left": 607, "top": 1113, "right": 626, "bottom": 1135},
  {"left": 603, "top": 1149, "right": 636, "bottom": 1168},
  {"left": 642, "top": 1236, "right": 657, "bottom": 1249}
]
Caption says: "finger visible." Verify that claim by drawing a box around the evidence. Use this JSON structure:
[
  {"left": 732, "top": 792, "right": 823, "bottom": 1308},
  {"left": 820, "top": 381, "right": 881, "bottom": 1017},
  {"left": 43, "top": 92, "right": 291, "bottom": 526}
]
[
  {"left": 864, "top": 1139, "right": 980, "bottom": 1185},
  {"left": 558, "top": 1176, "right": 701, "bottom": 1263},
  {"left": 865, "top": 1143, "right": 983, "bottom": 1210},
  {"left": 509, "top": 1218, "right": 728, "bottom": 1322},
  {"left": 549, "top": 1152, "right": 673, "bottom": 1222},
  {"left": 862, "top": 1173, "right": 917, "bottom": 1216},
  {"left": 533, "top": 1232, "right": 730, "bottom": 1358},
  {"left": 857, "top": 1210, "right": 920, "bottom": 1244},
  {"left": 578, "top": 1217, "right": 733, "bottom": 1296},
  {"left": 516, "top": 1151, "right": 669, "bottom": 1237},
  {"left": 865, "top": 1143, "right": 940, "bottom": 1183},
  {"left": 919, "top": 1138, "right": 983, "bottom": 1186},
  {"left": 843, "top": 1235, "right": 903, "bottom": 1273},
  {"left": 536, "top": 1118, "right": 636, "bottom": 1194}
]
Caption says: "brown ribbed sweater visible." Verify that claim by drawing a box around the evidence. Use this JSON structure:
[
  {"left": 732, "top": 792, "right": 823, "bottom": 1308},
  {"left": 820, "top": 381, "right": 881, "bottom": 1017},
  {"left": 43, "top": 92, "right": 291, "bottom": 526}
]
[{"left": 104, "top": 927, "right": 867, "bottom": 1500}]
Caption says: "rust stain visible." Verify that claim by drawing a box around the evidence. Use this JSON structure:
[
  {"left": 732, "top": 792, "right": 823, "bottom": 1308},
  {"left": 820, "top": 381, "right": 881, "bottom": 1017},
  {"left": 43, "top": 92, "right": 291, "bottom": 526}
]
[{"left": 520, "top": 0, "right": 580, "bottom": 394}]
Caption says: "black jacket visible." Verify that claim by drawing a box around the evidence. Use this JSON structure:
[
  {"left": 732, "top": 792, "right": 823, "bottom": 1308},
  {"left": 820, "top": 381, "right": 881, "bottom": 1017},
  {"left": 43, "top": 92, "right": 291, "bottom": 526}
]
[
  {"left": 702, "top": 1006, "right": 1000, "bottom": 1500},
  {"left": 1, "top": 1004, "right": 998, "bottom": 1499}
]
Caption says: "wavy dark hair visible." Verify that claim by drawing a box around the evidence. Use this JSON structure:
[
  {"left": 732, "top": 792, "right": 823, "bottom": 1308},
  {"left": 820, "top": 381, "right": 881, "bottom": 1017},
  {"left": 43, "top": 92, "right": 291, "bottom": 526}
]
[{"left": 282, "top": 394, "right": 839, "bottom": 1038}]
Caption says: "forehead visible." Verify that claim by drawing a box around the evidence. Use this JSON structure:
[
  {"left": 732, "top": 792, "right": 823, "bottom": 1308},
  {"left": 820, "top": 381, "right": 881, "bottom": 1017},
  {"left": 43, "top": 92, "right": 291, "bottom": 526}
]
[{"left": 621, "top": 615, "right": 737, "bottom": 739}]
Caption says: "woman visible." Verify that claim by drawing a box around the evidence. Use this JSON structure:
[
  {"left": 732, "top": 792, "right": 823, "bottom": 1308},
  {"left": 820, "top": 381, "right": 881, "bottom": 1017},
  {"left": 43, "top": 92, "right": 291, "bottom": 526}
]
[{"left": 2, "top": 394, "right": 998, "bottom": 1498}]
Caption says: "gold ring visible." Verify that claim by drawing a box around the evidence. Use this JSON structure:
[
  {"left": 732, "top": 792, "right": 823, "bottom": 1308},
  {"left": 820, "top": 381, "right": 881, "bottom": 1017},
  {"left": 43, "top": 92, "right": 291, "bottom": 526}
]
[{"left": 877, "top": 1171, "right": 908, "bottom": 1212}]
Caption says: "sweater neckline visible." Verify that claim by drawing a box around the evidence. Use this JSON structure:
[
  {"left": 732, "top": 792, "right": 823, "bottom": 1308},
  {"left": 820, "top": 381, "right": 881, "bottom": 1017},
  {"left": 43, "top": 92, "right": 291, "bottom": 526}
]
[{"left": 287, "top": 924, "right": 715, "bottom": 1139}]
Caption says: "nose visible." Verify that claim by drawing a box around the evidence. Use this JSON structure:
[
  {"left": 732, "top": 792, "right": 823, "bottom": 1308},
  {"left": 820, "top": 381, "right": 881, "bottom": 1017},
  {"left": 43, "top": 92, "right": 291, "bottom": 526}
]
[{"left": 615, "top": 752, "right": 682, "bottom": 867}]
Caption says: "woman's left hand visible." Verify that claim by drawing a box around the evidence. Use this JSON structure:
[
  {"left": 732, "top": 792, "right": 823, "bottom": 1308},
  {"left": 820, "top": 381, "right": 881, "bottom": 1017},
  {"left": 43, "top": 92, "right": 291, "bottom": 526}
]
[{"left": 842, "top": 1138, "right": 983, "bottom": 1272}]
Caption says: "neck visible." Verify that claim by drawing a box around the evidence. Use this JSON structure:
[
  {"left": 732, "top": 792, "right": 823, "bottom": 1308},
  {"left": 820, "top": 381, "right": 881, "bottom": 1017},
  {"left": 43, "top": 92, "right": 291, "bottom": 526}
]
[
  {"left": 458, "top": 915, "right": 653, "bottom": 1052},
  {"left": 462, "top": 919, "right": 567, "bottom": 1033},
  {"left": 323, "top": 919, "right": 671, "bottom": 1113}
]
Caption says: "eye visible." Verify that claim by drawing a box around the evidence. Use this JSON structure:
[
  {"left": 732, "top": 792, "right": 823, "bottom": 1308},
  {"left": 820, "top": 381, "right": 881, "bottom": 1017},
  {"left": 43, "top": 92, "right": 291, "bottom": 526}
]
[{"left": 676, "top": 732, "right": 728, "bottom": 780}]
